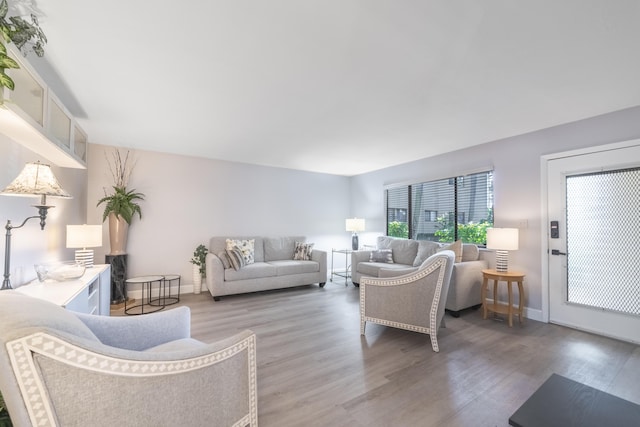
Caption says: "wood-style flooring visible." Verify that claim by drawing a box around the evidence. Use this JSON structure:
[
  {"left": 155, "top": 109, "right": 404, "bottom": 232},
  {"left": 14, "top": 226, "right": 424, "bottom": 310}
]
[{"left": 113, "top": 283, "right": 640, "bottom": 427}]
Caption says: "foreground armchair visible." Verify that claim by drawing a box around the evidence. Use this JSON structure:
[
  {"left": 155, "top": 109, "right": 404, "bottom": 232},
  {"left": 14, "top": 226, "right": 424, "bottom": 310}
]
[
  {"left": 360, "top": 250, "right": 455, "bottom": 352},
  {"left": 0, "top": 292, "right": 257, "bottom": 427}
]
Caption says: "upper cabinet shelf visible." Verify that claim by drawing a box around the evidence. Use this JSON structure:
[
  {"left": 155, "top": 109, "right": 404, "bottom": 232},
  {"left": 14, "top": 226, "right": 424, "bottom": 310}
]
[{"left": 0, "top": 45, "right": 87, "bottom": 169}]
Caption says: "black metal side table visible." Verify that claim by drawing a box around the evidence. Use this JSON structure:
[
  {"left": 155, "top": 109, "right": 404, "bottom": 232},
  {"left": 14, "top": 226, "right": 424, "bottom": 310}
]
[{"left": 124, "top": 275, "right": 165, "bottom": 315}]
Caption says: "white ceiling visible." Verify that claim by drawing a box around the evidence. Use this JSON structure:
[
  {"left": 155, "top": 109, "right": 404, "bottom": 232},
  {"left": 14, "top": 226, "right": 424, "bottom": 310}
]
[{"left": 21, "top": 1, "right": 640, "bottom": 175}]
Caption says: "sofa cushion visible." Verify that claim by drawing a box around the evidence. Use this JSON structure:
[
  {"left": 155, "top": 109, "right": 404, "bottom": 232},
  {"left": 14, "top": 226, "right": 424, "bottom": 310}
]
[
  {"left": 226, "top": 248, "right": 246, "bottom": 271},
  {"left": 461, "top": 243, "right": 480, "bottom": 262},
  {"left": 438, "top": 240, "right": 463, "bottom": 263},
  {"left": 293, "top": 241, "right": 314, "bottom": 260},
  {"left": 217, "top": 251, "right": 232, "bottom": 269},
  {"left": 269, "top": 260, "right": 319, "bottom": 275},
  {"left": 376, "top": 236, "right": 419, "bottom": 265},
  {"left": 413, "top": 241, "right": 441, "bottom": 266},
  {"left": 370, "top": 249, "right": 393, "bottom": 263},
  {"left": 357, "top": 261, "right": 412, "bottom": 277},
  {"left": 225, "top": 262, "right": 277, "bottom": 281},
  {"left": 210, "top": 236, "right": 264, "bottom": 262},
  {"left": 264, "top": 236, "right": 305, "bottom": 261},
  {"left": 226, "top": 238, "right": 255, "bottom": 265}
]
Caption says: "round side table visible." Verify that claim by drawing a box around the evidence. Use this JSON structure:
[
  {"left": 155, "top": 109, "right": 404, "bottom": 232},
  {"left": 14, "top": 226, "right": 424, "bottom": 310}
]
[
  {"left": 161, "top": 274, "right": 181, "bottom": 306},
  {"left": 481, "top": 269, "right": 525, "bottom": 327},
  {"left": 125, "top": 275, "right": 165, "bottom": 315}
]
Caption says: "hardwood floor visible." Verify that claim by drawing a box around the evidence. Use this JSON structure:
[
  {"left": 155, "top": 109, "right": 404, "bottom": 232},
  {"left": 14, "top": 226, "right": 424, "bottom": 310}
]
[{"left": 114, "top": 284, "right": 640, "bottom": 426}]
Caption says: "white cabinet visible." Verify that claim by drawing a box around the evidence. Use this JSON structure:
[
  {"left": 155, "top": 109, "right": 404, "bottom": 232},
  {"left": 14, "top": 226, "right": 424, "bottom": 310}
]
[
  {"left": 16, "top": 264, "right": 112, "bottom": 315},
  {"left": 0, "top": 45, "right": 87, "bottom": 168}
]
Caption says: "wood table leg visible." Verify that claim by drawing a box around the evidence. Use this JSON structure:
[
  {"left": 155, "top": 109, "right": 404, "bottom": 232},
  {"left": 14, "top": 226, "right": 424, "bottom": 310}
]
[
  {"left": 482, "top": 276, "right": 488, "bottom": 319},
  {"left": 507, "top": 280, "right": 513, "bottom": 327}
]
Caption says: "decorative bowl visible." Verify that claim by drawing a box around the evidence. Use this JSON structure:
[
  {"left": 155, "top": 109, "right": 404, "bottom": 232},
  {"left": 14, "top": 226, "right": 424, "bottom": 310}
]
[{"left": 34, "top": 261, "right": 86, "bottom": 282}]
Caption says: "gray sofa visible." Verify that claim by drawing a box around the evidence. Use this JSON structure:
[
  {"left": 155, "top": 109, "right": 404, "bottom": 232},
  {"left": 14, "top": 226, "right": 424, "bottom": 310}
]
[
  {"left": 0, "top": 291, "right": 257, "bottom": 427},
  {"left": 206, "top": 236, "right": 327, "bottom": 301},
  {"left": 351, "top": 236, "right": 489, "bottom": 315}
]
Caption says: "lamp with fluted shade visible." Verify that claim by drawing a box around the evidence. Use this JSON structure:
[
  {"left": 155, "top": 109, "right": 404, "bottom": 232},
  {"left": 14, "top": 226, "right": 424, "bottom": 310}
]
[
  {"left": 346, "top": 218, "right": 365, "bottom": 250},
  {"left": 66, "top": 225, "right": 102, "bottom": 268},
  {"left": 486, "top": 228, "right": 519, "bottom": 272},
  {"left": 1, "top": 162, "right": 72, "bottom": 289}
]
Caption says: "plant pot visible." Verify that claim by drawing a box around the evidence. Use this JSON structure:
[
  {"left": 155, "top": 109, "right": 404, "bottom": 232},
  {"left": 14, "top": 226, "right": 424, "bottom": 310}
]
[
  {"left": 193, "top": 264, "right": 202, "bottom": 294},
  {"left": 108, "top": 213, "right": 129, "bottom": 255}
]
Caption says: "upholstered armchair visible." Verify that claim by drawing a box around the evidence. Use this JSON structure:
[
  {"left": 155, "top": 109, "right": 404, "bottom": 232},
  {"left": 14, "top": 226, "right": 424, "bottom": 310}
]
[
  {"left": 360, "top": 250, "right": 455, "bottom": 352},
  {"left": 0, "top": 291, "right": 257, "bottom": 427}
]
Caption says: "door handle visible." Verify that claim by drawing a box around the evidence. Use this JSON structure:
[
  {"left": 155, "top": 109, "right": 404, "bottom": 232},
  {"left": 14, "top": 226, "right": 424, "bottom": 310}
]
[{"left": 551, "top": 249, "right": 567, "bottom": 256}]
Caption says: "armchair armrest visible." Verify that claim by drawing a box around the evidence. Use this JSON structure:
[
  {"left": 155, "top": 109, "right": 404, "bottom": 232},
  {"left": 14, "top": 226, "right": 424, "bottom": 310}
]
[
  {"left": 6, "top": 329, "right": 257, "bottom": 427},
  {"left": 74, "top": 306, "right": 191, "bottom": 351}
]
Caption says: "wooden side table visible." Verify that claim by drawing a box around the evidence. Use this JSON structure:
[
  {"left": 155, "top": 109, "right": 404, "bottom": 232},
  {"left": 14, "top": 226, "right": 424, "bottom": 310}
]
[{"left": 481, "top": 269, "right": 525, "bottom": 327}]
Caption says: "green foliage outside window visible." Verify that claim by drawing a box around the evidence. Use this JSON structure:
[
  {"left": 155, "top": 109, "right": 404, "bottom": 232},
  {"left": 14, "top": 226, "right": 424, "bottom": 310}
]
[
  {"left": 387, "top": 221, "right": 408, "bottom": 238},
  {"left": 434, "top": 212, "right": 492, "bottom": 244}
]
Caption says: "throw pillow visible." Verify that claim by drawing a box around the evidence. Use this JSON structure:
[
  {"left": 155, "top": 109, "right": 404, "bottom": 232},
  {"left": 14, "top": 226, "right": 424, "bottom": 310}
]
[
  {"left": 370, "top": 249, "right": 394, "bottom": 263},
  {"left": 293, "top": 241, "right": 314, "bottom": 260},
  {"left": 226, "top": 239, "right": 255, "bottom": 265},
  {"left": 438, "top": 240, "right": 463, "bottom": 263},
  {"left": 226, "top": 248, "right": 246, "bottom": 271},
  {"left": 217, "top": 251, "right": 231, "bottom": 269}
]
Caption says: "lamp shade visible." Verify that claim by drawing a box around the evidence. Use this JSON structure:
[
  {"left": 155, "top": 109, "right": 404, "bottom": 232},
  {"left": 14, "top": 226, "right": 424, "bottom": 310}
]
[
  {"left": 66, "top": 225, "right": 103, "bottom": 248},
  {"left": 345, "top": 218, "right": 365, "bottom": 232},
  {"left": 1, "top": 162, "right": 71, "bottom": 198},
  {"left": 486, "top": 228, "right": 519, "bottom": 250}
]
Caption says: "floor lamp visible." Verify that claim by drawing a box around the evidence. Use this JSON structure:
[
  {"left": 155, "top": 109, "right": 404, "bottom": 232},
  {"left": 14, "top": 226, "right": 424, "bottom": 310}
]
[{"left": 1, "top": 162, "right": 71, "bottom": 290}]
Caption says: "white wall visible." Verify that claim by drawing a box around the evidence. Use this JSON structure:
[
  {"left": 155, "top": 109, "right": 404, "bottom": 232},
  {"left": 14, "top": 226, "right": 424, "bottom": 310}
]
[
  {"left": 350, "top": 106, "right": 640, "bottom": 318},
  {"left": 0, "top": 135, "right": 87, "bottom": 287},
  {"left": 87, "top": 144, "right": 352, "bottom": 292}
]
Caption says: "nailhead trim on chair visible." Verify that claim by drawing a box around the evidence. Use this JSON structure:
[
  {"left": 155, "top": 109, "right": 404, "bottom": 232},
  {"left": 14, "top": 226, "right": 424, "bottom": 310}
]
[
  {"left": 7, "top": 332, "right": 258, "bottom": 427},
  {"left": 360, "top": 255, "right": 448, "bottom": 352}
]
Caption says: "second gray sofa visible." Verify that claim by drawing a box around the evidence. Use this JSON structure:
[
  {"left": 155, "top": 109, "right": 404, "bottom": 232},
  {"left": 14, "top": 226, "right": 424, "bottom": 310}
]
[{"left": 351, "top": 236, "right": 489, "bottom": 315}]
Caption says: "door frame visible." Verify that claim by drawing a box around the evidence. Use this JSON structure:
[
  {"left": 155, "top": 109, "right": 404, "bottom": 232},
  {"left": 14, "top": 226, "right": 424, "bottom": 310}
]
[{"left": 540, "top": 138, "right": 640, "bottom": 325}]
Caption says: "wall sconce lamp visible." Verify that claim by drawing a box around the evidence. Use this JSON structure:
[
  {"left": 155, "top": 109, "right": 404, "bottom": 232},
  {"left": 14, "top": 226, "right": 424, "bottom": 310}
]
[
  {"left": 1, "top": 162, "right": 71, "bottom": 289},
  {"left": 486, "top": 227, "right": 519, "bottom": 272},
  {"left": 66, "top": 225, "right": 103, "bottom": 268},
  {"left": 345, "top": 218, "right": 365, "bottom": 251}
]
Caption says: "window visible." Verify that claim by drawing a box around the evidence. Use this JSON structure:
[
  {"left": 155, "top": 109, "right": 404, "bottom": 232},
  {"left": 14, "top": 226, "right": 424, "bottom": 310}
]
[
  {"left": 385, "top": 171, "right": 493, "bottom": 243},
  {"left": 425, "top": 210, "right": 437, "bottom": 222}
]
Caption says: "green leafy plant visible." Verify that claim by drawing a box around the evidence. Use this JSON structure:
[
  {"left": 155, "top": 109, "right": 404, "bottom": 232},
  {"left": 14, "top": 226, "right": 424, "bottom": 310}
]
[
  {"left": 97, "top": 186, "right": 145, "bottom": 224},
  {"left": 0, "top": 0, "right": 47, "bottom": 93},
  {"left": 388, "top": 221, "right": 409, "bottom": 238},
  {"left": 434, "top": 213, "right": 492, "bottom": 244},
  {"left": 190, "top": 244, "right": 208, "bottom": 278},
  {"left": 96, "top": 150, "right": 145, "bottom": 224}
]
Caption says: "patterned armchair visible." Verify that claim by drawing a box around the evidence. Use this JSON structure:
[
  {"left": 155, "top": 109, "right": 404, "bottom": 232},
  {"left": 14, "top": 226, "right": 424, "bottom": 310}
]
[
  {"left": 360, "top": 250, "right": 455, "bottom": 352},
  {"left": 0, "top": 291, "right": 257, "bottom": 427}
]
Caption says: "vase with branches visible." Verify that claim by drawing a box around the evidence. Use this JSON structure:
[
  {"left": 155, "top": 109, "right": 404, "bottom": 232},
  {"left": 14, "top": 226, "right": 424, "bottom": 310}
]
[{"left": 96, "top": 149, "right": 145, "bottom": 255}]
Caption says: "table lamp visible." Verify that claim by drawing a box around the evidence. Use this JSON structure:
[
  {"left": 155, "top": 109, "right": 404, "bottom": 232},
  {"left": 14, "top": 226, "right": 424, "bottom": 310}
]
[
  {"left": 486, "top": 227, "right": 519, "bottom": 272},
  {"left": 346, "top": 218, "right": 365, "bottom": 250},
  {"left": 66, "top": 225, "right": 103, "bottom": 268},
  {"left": 1, "top": 162, "right": 72, "bottom": 289}
]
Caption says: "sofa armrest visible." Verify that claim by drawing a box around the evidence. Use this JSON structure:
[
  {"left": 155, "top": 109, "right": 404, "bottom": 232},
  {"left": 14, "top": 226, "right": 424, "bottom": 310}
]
[
  {"left": 74, "top": 306, "right": 191, "bottom": 351},
  {"left": 205, "top": 252, "right": 225, "bottom": 297},
  {"left": 312, "top": 249, "right": 328, "bottom": 277}
]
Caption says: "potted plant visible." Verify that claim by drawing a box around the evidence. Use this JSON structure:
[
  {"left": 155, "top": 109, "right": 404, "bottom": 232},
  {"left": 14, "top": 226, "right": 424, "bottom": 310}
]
[
  {"left": 0, "top": 0, "right": 47, "bottom": 96},
  {"left": 190, "top": 244, "right": 207, "bottom": 294},
  {"left": 96, "top": 150, "right": 145, "bottom": 255}
]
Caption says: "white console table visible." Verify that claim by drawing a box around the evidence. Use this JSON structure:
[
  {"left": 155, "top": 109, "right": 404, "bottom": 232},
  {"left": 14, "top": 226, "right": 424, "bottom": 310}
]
[{"left": 15, "top": 264, "right": 111, "bottom": 315}]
